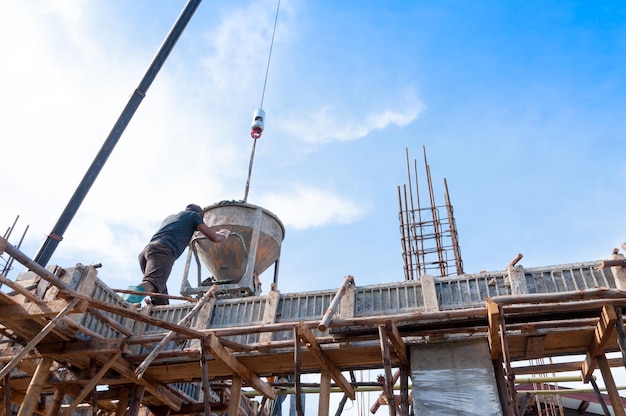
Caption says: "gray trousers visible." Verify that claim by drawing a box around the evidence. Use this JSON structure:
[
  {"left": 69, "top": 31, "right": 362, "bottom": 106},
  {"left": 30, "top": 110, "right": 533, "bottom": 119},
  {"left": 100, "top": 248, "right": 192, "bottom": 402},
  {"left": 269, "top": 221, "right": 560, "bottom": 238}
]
[{"left": 138, "top": 241, "right": 176, "bottom": 305}]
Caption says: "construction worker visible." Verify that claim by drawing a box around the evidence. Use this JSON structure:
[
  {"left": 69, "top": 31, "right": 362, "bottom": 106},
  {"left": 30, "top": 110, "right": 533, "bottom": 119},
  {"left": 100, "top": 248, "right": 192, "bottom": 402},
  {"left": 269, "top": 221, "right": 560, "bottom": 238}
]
[{"left": 124, "top": 204, "right": 230, "bottom": 305}]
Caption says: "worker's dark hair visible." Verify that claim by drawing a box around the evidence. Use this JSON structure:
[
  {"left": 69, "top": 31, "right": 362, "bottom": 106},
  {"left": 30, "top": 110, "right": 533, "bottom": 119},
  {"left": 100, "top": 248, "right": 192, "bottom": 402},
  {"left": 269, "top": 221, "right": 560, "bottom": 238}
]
[{"left": 185, "top": 204, "right": 203, "bottom": 215}]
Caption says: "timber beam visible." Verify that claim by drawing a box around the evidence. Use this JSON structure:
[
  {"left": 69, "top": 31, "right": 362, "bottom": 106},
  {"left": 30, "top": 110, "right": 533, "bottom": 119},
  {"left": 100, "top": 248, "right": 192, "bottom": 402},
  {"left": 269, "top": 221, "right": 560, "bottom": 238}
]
[
  {"left": 384, "top": 320, "right": 409, "bottom": 367},
  {"left": 582, "top": 305, "right": 617, "bottom": 382},
  {"left": 109, "top": 355, "right": 183, "bottom": 411},
  {"left": 206, "top": 333, "right": 276, "bottom": 399},
  {"left": 298, "top": 322, "right": 355, "bottom": 400},
  {"left": 487, "top": 300, "right": 501, "bottom": 360},
  {"left": 0, "top": 298, "right": 88, "bottom": 321}
]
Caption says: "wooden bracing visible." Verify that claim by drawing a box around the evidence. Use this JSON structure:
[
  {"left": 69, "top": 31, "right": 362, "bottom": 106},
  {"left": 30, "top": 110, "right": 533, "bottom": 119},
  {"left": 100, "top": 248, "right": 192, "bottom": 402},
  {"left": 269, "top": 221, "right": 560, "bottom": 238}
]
[{"left": 3, "top": 237, "right": 626, "bottom": 415}]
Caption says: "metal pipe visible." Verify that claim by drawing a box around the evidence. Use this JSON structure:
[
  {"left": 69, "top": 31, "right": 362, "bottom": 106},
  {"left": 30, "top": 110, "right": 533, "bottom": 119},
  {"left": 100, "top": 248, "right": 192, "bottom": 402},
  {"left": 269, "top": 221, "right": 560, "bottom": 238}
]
[{"left": 34, "top": 0, "right": 203, "bottom": 267}]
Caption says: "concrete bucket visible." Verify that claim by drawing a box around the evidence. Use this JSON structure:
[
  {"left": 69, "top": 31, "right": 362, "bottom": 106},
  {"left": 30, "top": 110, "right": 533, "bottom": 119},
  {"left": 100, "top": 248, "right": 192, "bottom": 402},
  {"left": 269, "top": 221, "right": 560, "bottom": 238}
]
[{"left": 192, "top": 201, "right": 284, "bottom": 293}]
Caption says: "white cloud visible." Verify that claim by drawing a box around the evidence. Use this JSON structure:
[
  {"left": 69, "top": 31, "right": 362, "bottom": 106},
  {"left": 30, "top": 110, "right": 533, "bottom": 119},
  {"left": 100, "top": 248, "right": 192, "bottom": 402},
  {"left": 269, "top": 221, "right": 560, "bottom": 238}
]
[
  {"left": 278, "top": 90, "right": 425, "bottom": 144},
  {"left": 256, "top": 185, "right": 365, "bottom": 230}
]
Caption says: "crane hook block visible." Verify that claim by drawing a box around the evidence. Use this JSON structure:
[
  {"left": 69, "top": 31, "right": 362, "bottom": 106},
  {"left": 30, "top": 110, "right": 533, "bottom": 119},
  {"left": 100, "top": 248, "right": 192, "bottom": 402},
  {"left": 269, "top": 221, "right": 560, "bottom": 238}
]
[{"left": 250, "top": 108, "right": 265, "bottom": 139}]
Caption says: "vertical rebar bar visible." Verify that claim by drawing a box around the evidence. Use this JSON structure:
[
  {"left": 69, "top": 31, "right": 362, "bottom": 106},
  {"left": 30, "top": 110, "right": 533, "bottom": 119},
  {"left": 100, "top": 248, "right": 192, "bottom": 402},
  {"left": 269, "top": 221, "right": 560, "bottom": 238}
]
[{"left": 444, "top": 178, "right": 463, "bottom": 275}]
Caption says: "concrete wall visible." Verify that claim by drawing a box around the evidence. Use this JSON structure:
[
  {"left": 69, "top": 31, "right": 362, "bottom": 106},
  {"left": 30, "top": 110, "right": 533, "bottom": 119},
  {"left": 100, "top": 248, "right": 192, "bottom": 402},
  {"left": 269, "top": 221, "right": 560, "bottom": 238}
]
[{"left": 411, "top": 339, "right": 502, "bottom": 415}]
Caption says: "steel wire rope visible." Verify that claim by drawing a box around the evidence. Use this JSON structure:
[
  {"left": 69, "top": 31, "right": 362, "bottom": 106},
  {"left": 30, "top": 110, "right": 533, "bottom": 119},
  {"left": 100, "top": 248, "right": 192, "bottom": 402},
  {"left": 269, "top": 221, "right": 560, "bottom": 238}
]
[
  {"left": 259, "top": 0, "right": 281, "bottom": 109},
  {"left": 244, "top": 0, "right": 281, "bottom": 202}
]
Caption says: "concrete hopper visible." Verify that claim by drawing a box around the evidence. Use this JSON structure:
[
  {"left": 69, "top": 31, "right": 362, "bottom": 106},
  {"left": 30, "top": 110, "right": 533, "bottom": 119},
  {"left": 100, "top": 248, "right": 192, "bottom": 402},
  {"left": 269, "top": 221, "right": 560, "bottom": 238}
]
[{"left": 191, "top": 200, "right": 284, "bottom": 295}]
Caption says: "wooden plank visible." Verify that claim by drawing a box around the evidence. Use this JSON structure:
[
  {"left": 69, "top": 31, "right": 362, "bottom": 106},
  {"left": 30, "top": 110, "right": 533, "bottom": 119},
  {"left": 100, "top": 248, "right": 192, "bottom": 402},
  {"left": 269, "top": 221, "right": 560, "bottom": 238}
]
[
  {"left": 200, "top": 343, "right": 212, "bottom": 416},
  {"left": 135, "top": 288, "right": 215, "bottom": 379},
  {"left": 294, "top": 328, "right": 304, "bottom": 416},
  {"left": 109, "top": 356, "right": 182, "bottom": 411},
  {"left": 206, "top": 334, "right": 275, "bottom": 399},
  {"left": 0, "top": 298, "right": 82, "bottom": 380},
  {"left": 384, "top": 320, "right": 409, "bottom": 367},
  {"left": 36, "top": 338, "right": 127, "bottom": 358},
  {"left": 487, "top": 300, "right": 501, "bottom": 360},
  {"left": 399, "top": 365, "right": 410, "bottom": 416},
  {"left": 298, "top": 322, "right": 355, "bottom": 400},
  {"left": 47, "top": 389, "right": 65, "bottom": 416},
  {"left": 227, "top": 377, "right": 242, "bottom": 416},
  {"left": 259, "top": 288, "right": 281, "bottom": 343},
  {"left": 378, "top": 325, "right": 397, "bottom": 416},
  {"left": 583, "top": 305, "right": 618, "bottom": 382},
  {"left": 3, "top": 374, "right": 11, "bottom": 416},
  {"left": 318, "top": 371, "right": 331, "bottom": 416},
  {"left": 60, "top": 351, "right": 122, "bottom": 416},
  {"left": 525, "top": 335, "right": 546, "bottom": 359},
  {"left": 127, "top": 385, "right": 145, "bottom": 416},
  {"left": 0, "top": 299, "right": 88, "bottom": 321},
  {"left": 115, "top": 388, "right": 130, "bottom": 416},
  {"left": 615, "top": 308, "right": 626, "bottom": 367},
  {"left": 597, "top": 354, "right": 626, "bottom": 416},
  {"left": 16, "top": 357, "right": 54, "bottom": 416}
]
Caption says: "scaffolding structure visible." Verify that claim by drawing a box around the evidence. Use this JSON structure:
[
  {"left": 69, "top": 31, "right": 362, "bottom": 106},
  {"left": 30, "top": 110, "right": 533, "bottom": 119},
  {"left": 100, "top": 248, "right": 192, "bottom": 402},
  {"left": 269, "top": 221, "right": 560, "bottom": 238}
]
[{"left": 3, "top": 236, "right": 626, "bottom": 415}]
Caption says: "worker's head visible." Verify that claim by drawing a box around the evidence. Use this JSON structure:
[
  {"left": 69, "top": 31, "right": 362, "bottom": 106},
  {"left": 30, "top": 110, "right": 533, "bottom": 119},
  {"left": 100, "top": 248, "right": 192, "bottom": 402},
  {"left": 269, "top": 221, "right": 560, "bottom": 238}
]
[{"left": 185, "top": 204, "right": 203, "bottom": 216}]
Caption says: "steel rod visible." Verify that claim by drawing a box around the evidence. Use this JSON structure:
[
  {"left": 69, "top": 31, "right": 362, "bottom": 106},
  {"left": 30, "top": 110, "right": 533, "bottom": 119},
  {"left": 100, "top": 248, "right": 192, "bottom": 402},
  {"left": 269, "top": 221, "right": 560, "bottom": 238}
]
[{"left": 34, "top": 0, "right": 203, "bottom": 267}]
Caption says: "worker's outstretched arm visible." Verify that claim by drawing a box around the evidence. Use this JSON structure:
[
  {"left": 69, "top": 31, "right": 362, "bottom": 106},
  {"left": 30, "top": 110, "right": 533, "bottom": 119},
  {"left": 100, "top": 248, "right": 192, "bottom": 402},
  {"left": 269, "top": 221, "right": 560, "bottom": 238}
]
[{"left": 197, "top": 223, "right": 230, "bottom": 242}]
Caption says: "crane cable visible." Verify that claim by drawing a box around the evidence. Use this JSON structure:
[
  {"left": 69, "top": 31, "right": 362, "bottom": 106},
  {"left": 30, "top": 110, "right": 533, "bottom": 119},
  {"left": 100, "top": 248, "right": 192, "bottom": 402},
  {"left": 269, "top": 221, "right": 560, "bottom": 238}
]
[
  {"left": 244, "top": 0, "right": 281, "bottom": 202},
  {"left": 259, "top": 0, "right": 281, "bottom": 110}
]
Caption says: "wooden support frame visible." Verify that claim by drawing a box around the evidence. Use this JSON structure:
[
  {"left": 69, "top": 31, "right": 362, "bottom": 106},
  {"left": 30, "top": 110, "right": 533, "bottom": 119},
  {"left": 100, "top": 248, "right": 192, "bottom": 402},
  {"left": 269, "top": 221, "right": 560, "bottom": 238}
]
[
  {"left": 128, "top": 385, "right": 146, "bottom": 416},
  {"left": 399, "top": 365, "right": 410, "bottom": 416},
  {"left": 200, "top": 342, "right": 213, "bottom": 416},
  {"left": 0, "top": 299, "right": 88, "bottom": 321},
  {"left": 60, "top": 351, "right": 122, "bottom": 416},
  {"left": 115, "top": 388, "right": 130, "bottom": 416},
  {"left": 259, "top": 286, "right": 281, "bottom": 343},
  {"left": 297, "top": 322, "right": 355, "bottom": 400},
  {"left": 206, "top": 333, "right": 275, "bottom": 399},
  {"left": 384, "top": 320, "right": 409, "bottom": 367},
  {"left": 16, "top": 357, "right": 54, "bottom": 416},
  {"left": 318, "top": 371, "right": 331, "bottom": 416},
  {"left": 293, "top": 327, "right": 304, "bottom": 416},
  {"left": 109, "top": 355, "right": 182, "bottom": 410},
  {"left": 46, "top": 388, "right": 65, "bottom": 416},
  {"left": 378, "top": 325, "right": 397, "bottom": 416},
  {"left": 487, "top": 299, "right": 501, "bottom": 360},
  {"left": 227, "top": 376, "right": 242, "bottom": 416},
  {"left": 496, "top": 302, "right": 518, "bottom": 416},
  {"left": 0, "top": 297, "right": 82, "bottom": 380},
  {"left": 583, "top": 304, "right": 618, "bottom": 382},
  {"left": 3, "top": 373, "right": 11, "bottom": 416},
  {"left": 615, "top": 307, "right": 626, "bottom": 368},
  {"left": 135, "top": 287, "right": 215, "bottom": 379},
  {"left": 597, "top": 354, "right": 626, "bottom": 416}
]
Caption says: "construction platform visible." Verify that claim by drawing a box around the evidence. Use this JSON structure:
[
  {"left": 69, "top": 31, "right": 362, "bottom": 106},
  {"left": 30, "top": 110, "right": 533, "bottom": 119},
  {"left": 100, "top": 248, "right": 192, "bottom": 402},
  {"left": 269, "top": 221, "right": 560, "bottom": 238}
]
[{"left": 2, "top": 236, "right": 626, "bottom": 415}]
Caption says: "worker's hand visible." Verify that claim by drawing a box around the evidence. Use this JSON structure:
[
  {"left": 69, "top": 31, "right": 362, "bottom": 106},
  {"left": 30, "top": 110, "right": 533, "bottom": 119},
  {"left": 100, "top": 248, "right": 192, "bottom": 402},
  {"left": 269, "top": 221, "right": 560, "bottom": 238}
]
[{"left": 216, "top": 229, "right": 230, "bottom": 240}]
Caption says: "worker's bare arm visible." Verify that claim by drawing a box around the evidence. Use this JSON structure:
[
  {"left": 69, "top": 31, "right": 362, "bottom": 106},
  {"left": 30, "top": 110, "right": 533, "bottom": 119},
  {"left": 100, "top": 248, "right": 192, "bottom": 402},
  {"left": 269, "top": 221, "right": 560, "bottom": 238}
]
[{"left": 197, "top": 223, "right": 230, "bottom": 242}]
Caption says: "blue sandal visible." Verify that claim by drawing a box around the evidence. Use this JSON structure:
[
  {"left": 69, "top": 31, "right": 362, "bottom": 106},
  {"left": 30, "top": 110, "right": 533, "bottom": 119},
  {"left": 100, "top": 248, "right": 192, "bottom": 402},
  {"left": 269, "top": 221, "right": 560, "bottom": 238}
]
[{"left": 123, "top": 285, "right": 146, "bottom": 303}]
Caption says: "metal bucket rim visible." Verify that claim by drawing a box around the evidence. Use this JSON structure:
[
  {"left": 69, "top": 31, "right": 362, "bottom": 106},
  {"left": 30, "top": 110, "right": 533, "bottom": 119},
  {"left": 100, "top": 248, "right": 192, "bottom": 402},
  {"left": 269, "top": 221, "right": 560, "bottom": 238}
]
[{"left": 202, "top": 200, "right": 285, "bottom": 237}]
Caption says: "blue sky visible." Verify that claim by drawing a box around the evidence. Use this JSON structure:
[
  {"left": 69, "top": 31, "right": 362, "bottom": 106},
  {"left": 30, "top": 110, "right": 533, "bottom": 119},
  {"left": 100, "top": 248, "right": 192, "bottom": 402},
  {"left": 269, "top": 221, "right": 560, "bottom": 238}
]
[
  {"left": 2, "top": 1, "right": 624, "bottom": 293},
  {"left": 1, "top": 0, "right": 626, "bottom": 411}
]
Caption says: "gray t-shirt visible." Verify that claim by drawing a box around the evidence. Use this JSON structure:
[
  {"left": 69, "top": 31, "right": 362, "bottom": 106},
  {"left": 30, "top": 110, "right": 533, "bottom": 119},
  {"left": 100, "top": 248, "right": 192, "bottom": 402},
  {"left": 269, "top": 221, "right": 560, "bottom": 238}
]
[{"left": 150, "top": 210, "right": 203, "bottom": 258}]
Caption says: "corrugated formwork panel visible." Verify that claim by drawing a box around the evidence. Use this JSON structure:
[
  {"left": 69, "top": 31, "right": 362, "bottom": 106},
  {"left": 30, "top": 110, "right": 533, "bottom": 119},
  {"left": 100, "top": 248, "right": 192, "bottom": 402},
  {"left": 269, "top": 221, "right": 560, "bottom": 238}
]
[
  {"left": 274, "top": 289, "right": 335, "bottom": 341},
  {"left": 76, "top": 280, "right": 135, "bottom": 339},
  {"left": 355, "top": 280, "right": 424, "bottom": 316},
  {"left": 209, "top": 295, "right": 266, "bottom": 344},
  {"left": 436, "top": 271, "right": 510, "bottom": 311},
  {"left": 523, "top": 261, "right": 615, "bottom": 293}
]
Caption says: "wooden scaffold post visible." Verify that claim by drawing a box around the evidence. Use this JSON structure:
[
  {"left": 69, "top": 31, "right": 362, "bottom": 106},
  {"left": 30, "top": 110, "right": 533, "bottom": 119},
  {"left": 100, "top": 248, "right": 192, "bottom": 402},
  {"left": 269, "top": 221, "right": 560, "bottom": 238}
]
[{"left": 16, "top": 357, "right": 54, "bottom": 416}]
